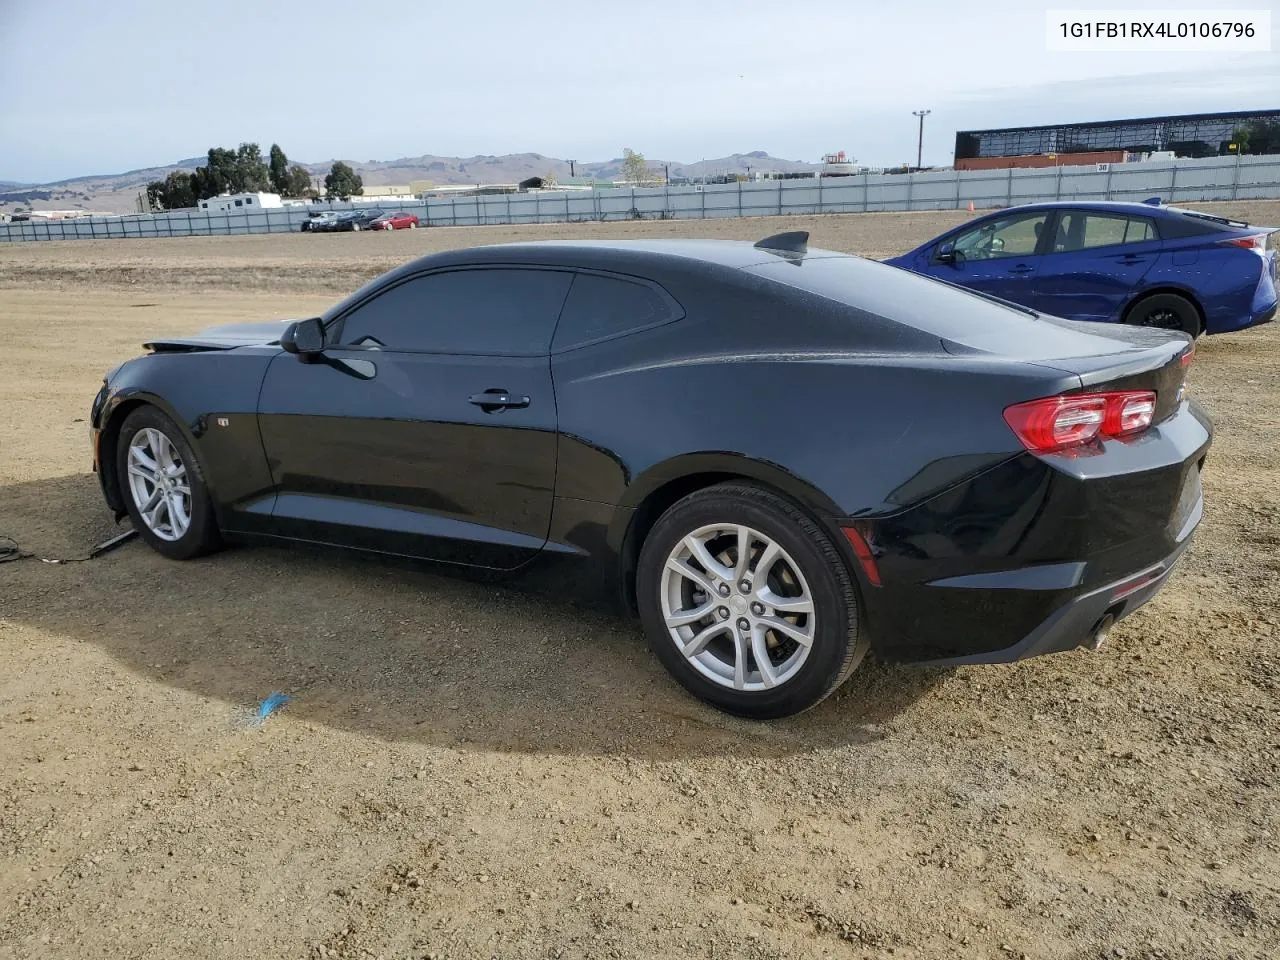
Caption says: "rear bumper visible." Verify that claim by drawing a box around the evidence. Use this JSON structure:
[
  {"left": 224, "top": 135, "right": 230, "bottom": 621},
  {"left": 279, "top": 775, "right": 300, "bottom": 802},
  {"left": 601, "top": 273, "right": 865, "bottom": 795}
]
[
  {"left": 852, "top": 398, "right": 1211, "bottom": 663},
  {"left": 1245, "top": 300, "right": 1277, "bottom": 329},
  {"left": 918, "top": 488, "right": 1199, "bottom": 666},
  {"left": 1209, "top": 253, "right": 1277, "bottom": 333}
]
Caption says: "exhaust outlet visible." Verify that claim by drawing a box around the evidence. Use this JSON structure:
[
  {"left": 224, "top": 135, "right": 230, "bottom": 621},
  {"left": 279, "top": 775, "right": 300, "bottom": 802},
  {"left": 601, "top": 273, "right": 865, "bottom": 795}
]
[{"left": 1085, "top": 612, "right": 1116, "bottom": 652}]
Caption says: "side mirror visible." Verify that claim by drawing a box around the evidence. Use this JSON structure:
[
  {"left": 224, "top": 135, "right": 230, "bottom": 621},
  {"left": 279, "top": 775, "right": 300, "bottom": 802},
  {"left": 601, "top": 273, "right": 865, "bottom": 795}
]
[
  {"left": 935, "top": 242, "right": 957, "bottom": 264},
  {"left": 281, "top": 317, "right": 325, "bottom": 356}
]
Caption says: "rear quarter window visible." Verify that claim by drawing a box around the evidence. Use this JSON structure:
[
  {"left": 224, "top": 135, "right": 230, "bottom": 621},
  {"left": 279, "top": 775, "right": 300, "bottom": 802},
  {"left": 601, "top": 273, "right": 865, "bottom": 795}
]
[
  {"left": 1157, "top": 212, "right": 1235, "bottom": 239},
  {"left": 551, "top": 273, "right": 682, "bottom": 351}
]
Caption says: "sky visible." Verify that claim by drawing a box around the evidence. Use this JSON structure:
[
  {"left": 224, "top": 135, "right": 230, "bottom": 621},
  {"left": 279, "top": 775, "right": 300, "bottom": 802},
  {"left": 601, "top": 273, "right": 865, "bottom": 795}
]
[{"left": 0, "top": 0, "right": 1277, "bottom": 184}]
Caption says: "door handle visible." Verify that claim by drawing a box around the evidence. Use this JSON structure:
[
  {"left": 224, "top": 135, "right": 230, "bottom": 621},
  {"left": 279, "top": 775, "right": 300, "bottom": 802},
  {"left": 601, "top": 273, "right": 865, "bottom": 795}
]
[
  {"left": 1117, "top": 255, "right": 1147, "bottom": 264},
  {"left": 1007, "top": 264, "right": 1035, "bottom": 274},
  {"left": 469, "top": 389, "right": 530, "bottom": 411}
]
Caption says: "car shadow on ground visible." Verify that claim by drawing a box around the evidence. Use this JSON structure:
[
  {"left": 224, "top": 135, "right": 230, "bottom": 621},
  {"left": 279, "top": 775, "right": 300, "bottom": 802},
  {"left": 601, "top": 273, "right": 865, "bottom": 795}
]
[{"left": 2, "top": 473, "right": 956, "bottom": 760}]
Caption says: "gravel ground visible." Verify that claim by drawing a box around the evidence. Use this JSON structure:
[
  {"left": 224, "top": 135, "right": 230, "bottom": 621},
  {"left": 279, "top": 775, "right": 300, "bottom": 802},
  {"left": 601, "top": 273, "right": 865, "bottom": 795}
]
[{"left": 1, "top": 204, "right": 1278, "bottom": 960}]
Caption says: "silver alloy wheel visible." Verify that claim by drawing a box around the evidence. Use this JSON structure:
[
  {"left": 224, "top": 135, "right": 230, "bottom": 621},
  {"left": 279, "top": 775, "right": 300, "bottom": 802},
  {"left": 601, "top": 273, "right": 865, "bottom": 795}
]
[
  {"left": 126, "top": 427, "right": 192, "bottom": 541},
  {"left": 660, "top": 523, "right": 815, "bottom": 691}
]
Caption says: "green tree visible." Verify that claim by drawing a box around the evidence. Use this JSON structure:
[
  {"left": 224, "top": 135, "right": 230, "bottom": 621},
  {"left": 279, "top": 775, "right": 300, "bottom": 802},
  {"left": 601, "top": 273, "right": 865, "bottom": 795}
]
[
  {"left": 269, "top": 144, "right": 290, "bottom": 194},
  {"left": 202, "top": 147, "right": 238, "bottom": 195},
  {"left": 620, "top": 148, "right": 658, "bottom": 185},
  {"left": 183, "top": 143, "right": 274, "bottom": 200},
  {"left": 285, "top": 164, "right": 314, "bottom": 198},
  {"left": 324, "top": 161, "right": 363, "bottom": 199},
  {"left": 190, "top": 163, "right": 221, "bottom": 201},
  {"left": 1238, "top": 120, "right": 1280, "bottom": 155},
  {"left": 234, "top": 142, "right": 269, "bottom": 192},
  {"left": 144, "top": 169, "right": 197, "bottom": 210}
]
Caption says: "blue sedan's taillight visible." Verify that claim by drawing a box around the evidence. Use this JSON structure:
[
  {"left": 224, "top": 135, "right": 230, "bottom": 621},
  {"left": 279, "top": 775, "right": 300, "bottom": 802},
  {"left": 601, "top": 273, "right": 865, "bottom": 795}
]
[{"left": 1219, "top": 234, "right": 1268, "bottom": 254}]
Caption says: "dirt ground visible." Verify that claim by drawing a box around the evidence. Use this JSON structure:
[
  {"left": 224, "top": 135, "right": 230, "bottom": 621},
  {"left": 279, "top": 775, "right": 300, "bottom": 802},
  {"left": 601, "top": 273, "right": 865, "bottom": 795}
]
[{"left": 2, "top": 204, "right": 1278, "bottom": 960}]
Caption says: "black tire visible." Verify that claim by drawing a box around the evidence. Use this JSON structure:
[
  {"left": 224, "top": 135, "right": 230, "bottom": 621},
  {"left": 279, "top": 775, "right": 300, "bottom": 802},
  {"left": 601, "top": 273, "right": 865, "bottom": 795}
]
[
  {"left": 115, "top": 406, "right": 221, "bottom": 561},
  {"left": 636, "top": 482, "right": 867, "bottom": 719},
  {"left": 1124, "top": 292, "right": 1202, "bottom": 337}
]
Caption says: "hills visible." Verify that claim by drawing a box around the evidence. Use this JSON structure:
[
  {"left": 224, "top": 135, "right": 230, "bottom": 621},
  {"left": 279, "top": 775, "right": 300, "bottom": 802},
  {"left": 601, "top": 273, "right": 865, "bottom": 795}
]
[{"left": 1, "top": 151, "right": 823, "bottom": 214}]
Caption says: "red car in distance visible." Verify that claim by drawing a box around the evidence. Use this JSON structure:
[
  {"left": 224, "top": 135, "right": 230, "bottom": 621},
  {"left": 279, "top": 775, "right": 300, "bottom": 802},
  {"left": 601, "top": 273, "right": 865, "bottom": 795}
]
[{"left": 372, "top": 211, "right": 420, "bottom": 231}]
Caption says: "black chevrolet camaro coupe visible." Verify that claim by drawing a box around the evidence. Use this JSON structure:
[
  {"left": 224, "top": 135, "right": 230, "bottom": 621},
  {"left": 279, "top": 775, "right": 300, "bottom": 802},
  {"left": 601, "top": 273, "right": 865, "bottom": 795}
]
[{"left": 90, "top": 232, "right": 1210, "bottom": 718}]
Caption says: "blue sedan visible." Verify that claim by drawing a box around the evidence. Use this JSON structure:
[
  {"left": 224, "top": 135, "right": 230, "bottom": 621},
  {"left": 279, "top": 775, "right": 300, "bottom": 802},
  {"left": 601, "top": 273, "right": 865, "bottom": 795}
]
[{"left": 885, "top": 200, "right": 1277, "bottom": 336}]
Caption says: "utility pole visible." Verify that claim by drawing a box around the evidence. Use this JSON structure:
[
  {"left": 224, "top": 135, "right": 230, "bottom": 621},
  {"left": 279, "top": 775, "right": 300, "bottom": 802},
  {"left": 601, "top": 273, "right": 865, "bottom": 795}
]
[
  {"left": 569, "top": 159, "right": 576, "bottom": 177},
  {"left": 912, "top": 109, "right": 931, "bottom": 170}
]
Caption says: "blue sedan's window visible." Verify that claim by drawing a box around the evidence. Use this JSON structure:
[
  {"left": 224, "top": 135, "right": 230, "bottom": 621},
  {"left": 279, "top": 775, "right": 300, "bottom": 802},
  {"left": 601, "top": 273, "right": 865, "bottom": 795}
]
[
  {"left": 950, "top": 212, "right": 1049, "bottom": 260},
  {"left": 1051, "top": 213, "right": 1157, "bottom": 252}
]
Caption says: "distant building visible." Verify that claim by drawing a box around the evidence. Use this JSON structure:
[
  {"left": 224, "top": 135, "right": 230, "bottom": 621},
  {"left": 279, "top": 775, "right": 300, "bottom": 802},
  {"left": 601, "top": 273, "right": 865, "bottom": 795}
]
[
  {"left": 558, "top": 176, "right": 616, "bottom": 189},
  {"left": 955, "top": 109, "right": 1280, "bottom": 170},
  {"left": 956, "top": 151, "right": 1127, "bottom": 171},
  {"left": 360, "top": 184, "right": 416, "bottom": 197},
  {"left": 11, "top": 209, "right": 95, "bottom": 221},
  {"left": 820, "top": 152, "right": 867, "bottom": 177},
  {"left": 198, "top": 192, "right": 283, "bottom": 213}
]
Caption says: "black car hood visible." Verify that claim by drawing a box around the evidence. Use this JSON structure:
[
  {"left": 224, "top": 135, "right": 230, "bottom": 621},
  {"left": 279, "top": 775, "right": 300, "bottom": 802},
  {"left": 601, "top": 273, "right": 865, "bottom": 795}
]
[{"left": 143, "top": 319, "right": 297, "bottom": 352}]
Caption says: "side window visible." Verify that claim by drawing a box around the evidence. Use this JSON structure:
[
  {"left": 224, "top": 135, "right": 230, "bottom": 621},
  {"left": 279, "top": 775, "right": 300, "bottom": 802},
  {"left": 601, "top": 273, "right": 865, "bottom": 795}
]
[
  {"left": 245, "top": 197, "right": 253, "bottom": 205},
  {"left": 234, "top": 199, "right": 243, "bottom": 207},
  {"left": 552, "top": 274, "right": 677, "bottom": 351},
  {"left": 1052, "top": 213, "right": 1158, "bottom": 252},
  {"left": 949, "top": 212, "right": 1049, "bottom": 260},
  {"left": 338, "top": 268, "right": 573, "bottom": 355},
  {"left": 1125, "top": 217, "right": 1156, "bottom": 243}
]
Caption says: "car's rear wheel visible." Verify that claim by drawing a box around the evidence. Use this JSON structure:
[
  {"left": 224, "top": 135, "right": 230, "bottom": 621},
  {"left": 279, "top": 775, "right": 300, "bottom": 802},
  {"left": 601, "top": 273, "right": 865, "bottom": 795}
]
[
  {"left": 636, "top": 482, "right": 866, "bottom": 719},
  {"left": 116, "top": 406, "right": 221, "bottom": 561},
  {"left": 1124, "top": 292, "right": 1202, "bottom": 337},
  {"left": 351, "top": 223, "right": 361, "bottom": 232}
]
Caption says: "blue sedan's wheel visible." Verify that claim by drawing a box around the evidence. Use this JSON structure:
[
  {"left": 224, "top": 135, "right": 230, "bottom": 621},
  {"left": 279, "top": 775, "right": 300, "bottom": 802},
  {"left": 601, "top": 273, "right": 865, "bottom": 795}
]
[{"left": 1124, "top": 292, "right": 1202, "bottom": 338}]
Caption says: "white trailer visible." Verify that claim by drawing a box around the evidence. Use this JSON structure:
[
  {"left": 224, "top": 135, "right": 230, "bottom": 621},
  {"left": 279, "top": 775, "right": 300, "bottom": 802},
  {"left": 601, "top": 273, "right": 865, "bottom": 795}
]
[{"left": 198, "top": 192, "right": 283, "bottom": 213}]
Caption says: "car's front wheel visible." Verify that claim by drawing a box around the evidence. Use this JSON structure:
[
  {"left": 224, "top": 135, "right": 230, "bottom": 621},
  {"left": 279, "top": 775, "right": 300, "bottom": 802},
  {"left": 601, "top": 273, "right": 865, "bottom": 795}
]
[
  {"left": 116, "top": 406, "right": 221, "bottom": 560},
  {"left": 636, "top": 483, "right": 867, "bottom": 718}
]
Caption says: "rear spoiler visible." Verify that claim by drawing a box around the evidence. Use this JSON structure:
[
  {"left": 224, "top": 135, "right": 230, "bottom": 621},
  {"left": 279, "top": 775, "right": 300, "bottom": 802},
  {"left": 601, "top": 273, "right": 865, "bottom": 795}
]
[{"left": 1167, "top": 206, "right": 1252, "bottom": 229}]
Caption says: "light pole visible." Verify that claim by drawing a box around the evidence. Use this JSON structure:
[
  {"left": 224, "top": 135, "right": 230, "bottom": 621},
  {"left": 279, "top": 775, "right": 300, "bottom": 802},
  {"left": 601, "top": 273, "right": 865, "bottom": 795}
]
[{"left": 912, "top": 109, "right": 931, "bottom": 170}]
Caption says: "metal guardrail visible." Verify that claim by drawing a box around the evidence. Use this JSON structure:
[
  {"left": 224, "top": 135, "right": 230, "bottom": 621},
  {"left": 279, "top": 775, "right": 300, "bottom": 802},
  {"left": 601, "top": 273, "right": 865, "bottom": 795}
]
[{"left": 3, "top": 154, "right": 1278, "bottom": 242}]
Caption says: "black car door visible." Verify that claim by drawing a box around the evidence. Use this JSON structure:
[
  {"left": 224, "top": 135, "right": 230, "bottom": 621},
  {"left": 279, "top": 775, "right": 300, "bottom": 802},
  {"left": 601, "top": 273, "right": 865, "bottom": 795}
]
[{"left": 256, "top": 266, "right": 573, "bottom": 569}]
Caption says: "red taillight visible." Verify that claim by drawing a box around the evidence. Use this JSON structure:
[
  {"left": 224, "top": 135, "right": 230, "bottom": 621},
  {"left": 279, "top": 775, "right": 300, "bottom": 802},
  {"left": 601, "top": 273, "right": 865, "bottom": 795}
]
[
  {"left": 1179, "top": 346, "right": 1195, "bottom": 367},
  {"left": 1003, "top": 395, "right": 1106, "bottom": 452},
  {"left": 1105, "top": 392, "right": 1156, "bottom": 436},
  {"left": 1003, "top": 391, "right": 1157, "bottom": 454},
  {"left": 1219, "top": 234, "right": 1266, "bottom": 252}
]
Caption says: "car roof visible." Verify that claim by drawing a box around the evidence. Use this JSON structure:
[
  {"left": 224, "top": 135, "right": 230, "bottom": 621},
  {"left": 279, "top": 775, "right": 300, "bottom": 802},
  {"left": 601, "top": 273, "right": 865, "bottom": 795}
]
[
  {"left": 445, "top": 238, "right": 851, "bottom": 270},
  {"left": 983, "top": 199, "right": 1253, "bottom": 228},
  {"left": 320, "top": 238, "right": 854, "bottom": 322},
  {"left": 392, "top": 238, "right": 852, "bottom": 275},
  {"left": 983, "top": 200, "right": 1167, "bottom": 215}
]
